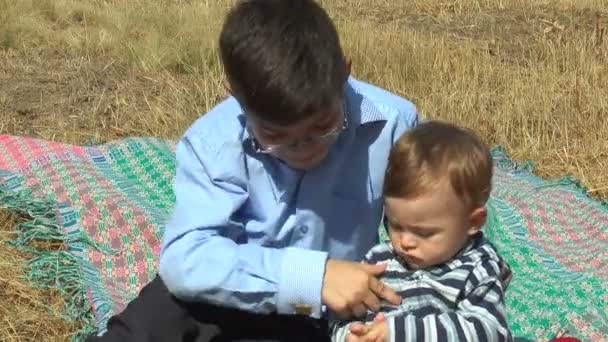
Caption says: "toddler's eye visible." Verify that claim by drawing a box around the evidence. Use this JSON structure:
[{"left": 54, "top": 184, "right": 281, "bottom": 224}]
[{"left": 417, "top": 231, "right": 435, "bottom": 238}]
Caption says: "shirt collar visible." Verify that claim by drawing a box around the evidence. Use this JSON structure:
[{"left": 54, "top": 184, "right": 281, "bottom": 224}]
[
  {"left": 343, "top": 78, "right": 388, "bottom": 125},
  {"left": 239, "top": 113, "right": 252, "bottom": 141}
]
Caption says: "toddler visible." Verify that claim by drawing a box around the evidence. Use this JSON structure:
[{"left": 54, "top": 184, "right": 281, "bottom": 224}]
[{"left": 332, "top": 120, "right": 513, "bottom": 342}]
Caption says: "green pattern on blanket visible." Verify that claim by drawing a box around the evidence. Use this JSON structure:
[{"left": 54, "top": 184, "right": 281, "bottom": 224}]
[{"left": 1, "top": 135, "right": 607, "bottom": 341}]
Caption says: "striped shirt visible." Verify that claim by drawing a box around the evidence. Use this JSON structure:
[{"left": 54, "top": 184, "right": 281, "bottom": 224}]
[{"left": 331, "top": 233, "right": 513, "bottom": 342}]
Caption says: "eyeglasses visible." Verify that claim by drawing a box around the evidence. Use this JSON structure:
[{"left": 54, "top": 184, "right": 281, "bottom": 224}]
[{"left": 249, "top": 108, "right": 349, "bottom": 155}]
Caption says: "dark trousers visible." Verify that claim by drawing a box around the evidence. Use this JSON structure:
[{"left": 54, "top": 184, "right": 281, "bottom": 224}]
[{"left": 86, "top": 275, "right": 331, "bottom": 342}]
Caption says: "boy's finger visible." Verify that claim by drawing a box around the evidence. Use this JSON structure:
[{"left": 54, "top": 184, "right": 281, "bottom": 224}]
[
  {"left": 359, "top": 262, "right": 387, "bottom": 276},
  {"left": 364, "top": 292, "right": 381, "bottom": 312},
  {"left": 349, "top": 302, "right": 368, "bottom": 318},
  {"left": 369, "top": 277, "right": 401, "bottom": 305}
]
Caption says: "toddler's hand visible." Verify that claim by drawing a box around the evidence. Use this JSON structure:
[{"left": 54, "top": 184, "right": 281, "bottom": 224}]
[{"left": 345, "top": 313, "right": 388, "bottom": 342}]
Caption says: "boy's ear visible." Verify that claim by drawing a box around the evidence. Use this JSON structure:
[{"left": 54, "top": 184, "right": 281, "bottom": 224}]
[
  {"left": 223, "top": 79, "right": 232, "bottom": 95},
  {"left": 468, "top": 206, "right": 487, "bottom": 236},
  {"left": 344, "top": 57, "right": 352, "bottom": 78}
]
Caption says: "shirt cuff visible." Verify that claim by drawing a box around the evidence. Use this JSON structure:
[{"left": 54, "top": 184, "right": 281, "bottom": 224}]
[{"left": 276, "top": 247, "right": 328, "bottom": 318}]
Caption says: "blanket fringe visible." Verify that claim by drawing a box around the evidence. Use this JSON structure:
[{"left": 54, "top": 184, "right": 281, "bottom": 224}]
[{"left": 0, "top": 183, "right": 96, "bottom": 342}]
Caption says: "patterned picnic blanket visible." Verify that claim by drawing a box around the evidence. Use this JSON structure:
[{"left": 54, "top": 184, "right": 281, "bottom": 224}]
[{"left": 0, "top": 135, "right": 606, "bottom": 341}]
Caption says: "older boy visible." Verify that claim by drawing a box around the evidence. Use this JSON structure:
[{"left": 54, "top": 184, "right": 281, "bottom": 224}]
[
  {"left": 333, "top": 121, "right": 513, "bottom": 342},
  {"left": 89, "top": 0, "right": 417, "bottom": 341}
]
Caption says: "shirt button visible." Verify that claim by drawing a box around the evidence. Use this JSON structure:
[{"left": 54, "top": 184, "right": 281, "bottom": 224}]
[{"left": 299, "top": 225, "right": 309, "bottom": 234}]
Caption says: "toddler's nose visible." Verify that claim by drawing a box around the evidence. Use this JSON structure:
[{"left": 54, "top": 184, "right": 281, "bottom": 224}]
[{"left": 400, "top": 235, "right": 417, "bottom": 250}]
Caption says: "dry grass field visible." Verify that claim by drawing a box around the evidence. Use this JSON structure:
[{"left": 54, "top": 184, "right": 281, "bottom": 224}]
[{"left": 1, "top": 0, "right": 607, "bottom": 340}]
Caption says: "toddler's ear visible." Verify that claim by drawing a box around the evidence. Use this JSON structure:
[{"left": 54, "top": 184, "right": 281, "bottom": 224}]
[
  {"left": 468, "top": 206, "right": 487, "bottom": 236},
  {"left": 345, "top": 57, "right": 352, "bottom": 77}
]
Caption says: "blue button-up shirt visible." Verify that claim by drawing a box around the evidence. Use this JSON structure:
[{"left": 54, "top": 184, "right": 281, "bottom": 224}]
[{"left": 159, "top": 77, "right": 419, "bottom": 318}]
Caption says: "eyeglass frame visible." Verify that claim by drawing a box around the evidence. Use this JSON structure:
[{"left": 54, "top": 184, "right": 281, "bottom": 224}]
[{"left": 247, "top": 104, "right": 349, "bottom": 155}]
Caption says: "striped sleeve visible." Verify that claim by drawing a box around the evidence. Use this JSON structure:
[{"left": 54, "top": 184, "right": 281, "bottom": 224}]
[{"left": 386, "top": 258, "right": 513, "bottom": 342}]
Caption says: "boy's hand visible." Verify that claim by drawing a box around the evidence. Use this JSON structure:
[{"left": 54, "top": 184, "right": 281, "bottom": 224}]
[
  {"left": 322, "top": 260, "right": 401, "bottom": 318},
  {"left": 346, "top": 313, "right": 388, "bottom": 342}
]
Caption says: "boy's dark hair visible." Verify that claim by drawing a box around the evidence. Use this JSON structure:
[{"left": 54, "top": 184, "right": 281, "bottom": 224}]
[
  {"left": 384, "top": 120, "right": 494, "bottom": 209},
  {"left": 219, "top": 0, "right": 347, "bottom": 125}
]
